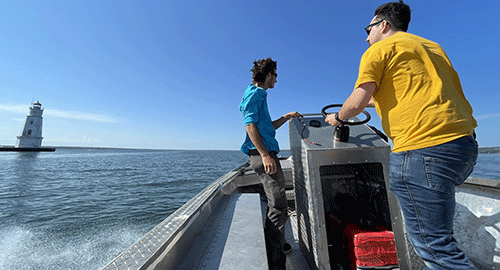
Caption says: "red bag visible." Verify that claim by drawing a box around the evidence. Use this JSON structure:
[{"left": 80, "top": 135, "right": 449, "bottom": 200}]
[
  {"left": 343, "top": 224, "right": 372, "bottom": 269},
  {"left": 354, "top": 231, "right": 398, "bottom": 268}
]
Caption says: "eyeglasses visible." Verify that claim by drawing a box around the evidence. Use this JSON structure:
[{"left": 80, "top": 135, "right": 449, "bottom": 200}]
[
  {"left": 272, "top": 72, "right": 278, "bottom": 78},
  {"left": 364, "top": 20, "right": 384, "bottom": 35}
]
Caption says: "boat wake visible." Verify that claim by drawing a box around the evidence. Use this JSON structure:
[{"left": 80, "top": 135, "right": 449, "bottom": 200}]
[{"left": 0, "top": 224, "right": 145, "bottom": 269}]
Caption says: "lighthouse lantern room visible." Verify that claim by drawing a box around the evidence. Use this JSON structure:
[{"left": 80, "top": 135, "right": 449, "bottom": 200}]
[{"left": 15, "top": 101, "right": 45, "bottom": 148}]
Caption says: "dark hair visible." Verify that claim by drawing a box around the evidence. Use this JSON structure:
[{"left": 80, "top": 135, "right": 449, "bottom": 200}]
[
  {"left": 251, "top": 57, "right": 277, "bottom": 83},
  {"left": 374, "top": 0, "right": 411, "bottom": 32}
]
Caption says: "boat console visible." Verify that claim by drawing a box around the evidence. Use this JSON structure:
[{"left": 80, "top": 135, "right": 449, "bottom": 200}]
[{"left": 289, "top": 106, "right": 422, "bottom": 269}]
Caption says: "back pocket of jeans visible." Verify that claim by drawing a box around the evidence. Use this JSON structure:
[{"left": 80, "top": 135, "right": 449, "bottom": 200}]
[{"left": 423, "top": 156, "right": 472, "bottom": 194}]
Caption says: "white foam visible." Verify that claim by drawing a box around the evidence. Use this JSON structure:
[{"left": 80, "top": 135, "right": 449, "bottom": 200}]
[{"left": 0, "top": 224, "right": 146, "bottom": 269}]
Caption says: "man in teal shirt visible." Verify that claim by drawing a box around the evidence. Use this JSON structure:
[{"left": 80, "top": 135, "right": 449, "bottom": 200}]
[
  {"left": 240, "top": 57, "right": 301, "bottom": 269},
  {"left": 240, "top": 84, "right": 279, "bottom": 155}
]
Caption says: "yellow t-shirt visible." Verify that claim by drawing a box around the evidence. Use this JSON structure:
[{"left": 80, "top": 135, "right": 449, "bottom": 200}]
[{"left": 355, "top": 32, "right": 477, "bottom": 152}]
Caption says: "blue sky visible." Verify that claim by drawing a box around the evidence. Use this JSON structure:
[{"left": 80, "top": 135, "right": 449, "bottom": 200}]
[{"left": 1, "top": 1, "right": 499, "bottom": 150}]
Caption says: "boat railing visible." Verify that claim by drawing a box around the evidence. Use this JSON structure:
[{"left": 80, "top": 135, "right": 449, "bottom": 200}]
[
  {"left": 464, "top": 177, "right": 500, "bottom": 190},
  {"left": 102, "top": 162, "right": 249, "bottom": 270}
]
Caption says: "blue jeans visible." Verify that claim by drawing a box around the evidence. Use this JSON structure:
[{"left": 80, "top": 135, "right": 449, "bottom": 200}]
[{"left": 389, "top": 135, "right": 478, "bottom": 270}]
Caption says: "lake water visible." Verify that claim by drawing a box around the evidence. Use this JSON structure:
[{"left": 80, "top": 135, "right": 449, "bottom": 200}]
[{"left": 0, "top": 148, "right": 498, "bottom": 269}]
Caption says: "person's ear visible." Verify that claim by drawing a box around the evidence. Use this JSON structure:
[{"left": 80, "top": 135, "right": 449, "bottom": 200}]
[{"left": 382, "top": 20, "right": 391, "bottom": 33}]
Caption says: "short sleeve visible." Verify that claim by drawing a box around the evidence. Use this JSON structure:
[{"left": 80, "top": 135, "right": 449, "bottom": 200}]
[
  {"left": 354, "top": 45, "right": 387, "bottom": 90},
  {"left": 240, "top": 91, "right": 263, "bottom": 126}
]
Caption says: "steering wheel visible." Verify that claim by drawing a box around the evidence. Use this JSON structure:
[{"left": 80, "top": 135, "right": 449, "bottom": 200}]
[
  {"left": 321, "top": 104, "right": 371, "bottom": 142},
  {"left": 321, "top": 104, "right": 371, "bottom": 125}
]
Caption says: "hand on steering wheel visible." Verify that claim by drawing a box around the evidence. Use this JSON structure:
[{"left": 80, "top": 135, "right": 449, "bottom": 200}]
[
  {"left": 321, "top": 104, "right": 371, "bottom": 142},
  {"left": 321, "top": 104, "right": 371, "bottom": 126}
]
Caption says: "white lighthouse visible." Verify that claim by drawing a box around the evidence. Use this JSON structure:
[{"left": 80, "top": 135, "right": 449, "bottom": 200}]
[{"left": 15, "top": 101, "right": 45, "bottom": 148}]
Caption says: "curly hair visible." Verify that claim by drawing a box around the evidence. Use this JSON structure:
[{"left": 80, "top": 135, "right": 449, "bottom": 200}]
[
  {"left": 250, "top": 57, "right": 277, "bottom": 83},
  {"left": 374, "top": 1, "right": 411, "bottom": 32}
]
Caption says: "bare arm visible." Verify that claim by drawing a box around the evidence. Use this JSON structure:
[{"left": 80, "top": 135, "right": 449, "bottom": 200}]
[
  {"left": 272, "top": 111, "right": 302, "bottom": 130},
  {"left": 245, "top": 123, "right": 277, "bottom": 174},
  {"left": 325, "top": 82, "right": 376, "bottom": 126}
]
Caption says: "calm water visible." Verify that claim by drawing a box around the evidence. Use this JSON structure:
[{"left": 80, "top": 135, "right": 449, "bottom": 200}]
[
  {"left": 0, "top": 149, "right": 498, "bottom": 269},
  {"left": 0, "top": 148, "right": 249, "bottom": 270}
]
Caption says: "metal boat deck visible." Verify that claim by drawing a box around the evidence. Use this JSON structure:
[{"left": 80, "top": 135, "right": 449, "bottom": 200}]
[{"left": 102, "top": 158, "right": 313, "bottom": 270}]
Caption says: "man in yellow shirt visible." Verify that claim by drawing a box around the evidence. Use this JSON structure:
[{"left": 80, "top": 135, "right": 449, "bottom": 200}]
[{"left": 325, "top": 1, "right": 478, "bottom": 269}]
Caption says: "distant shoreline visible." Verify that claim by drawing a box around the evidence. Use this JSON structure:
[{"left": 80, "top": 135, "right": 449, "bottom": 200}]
[
  {"left": 42, "top": 146, "right": 244, "bottom": 152},
  {"left": 53, "top": 146, "right": 500, "bottom": 154},
  {"left": 2, "top": 145, "right": 499, "bottom": 153},
  {"left": 478, "top": 147, "right": 500, "bottom": 154}
]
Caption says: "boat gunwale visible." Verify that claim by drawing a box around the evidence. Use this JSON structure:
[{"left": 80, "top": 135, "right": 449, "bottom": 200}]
[
  {"left": 102, "top": 162, "right": 250, "bottom": 269},
  {"left": 462, "top": 177, "right": 500, "bottom": 191}
]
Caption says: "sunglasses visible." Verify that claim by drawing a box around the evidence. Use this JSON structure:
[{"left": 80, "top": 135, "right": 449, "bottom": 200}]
[{"left": 364, "top": 20, "right": 384, "bottom": 35}]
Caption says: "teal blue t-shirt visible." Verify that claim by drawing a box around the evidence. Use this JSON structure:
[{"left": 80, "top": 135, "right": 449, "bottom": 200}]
[{"left": 239, "top": 84, "right": 279, "bottom": 155}]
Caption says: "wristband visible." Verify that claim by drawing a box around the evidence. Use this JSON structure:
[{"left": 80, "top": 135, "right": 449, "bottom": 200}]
[{"left": 335, "top": 113, "right": 347, "bottom": 124}]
